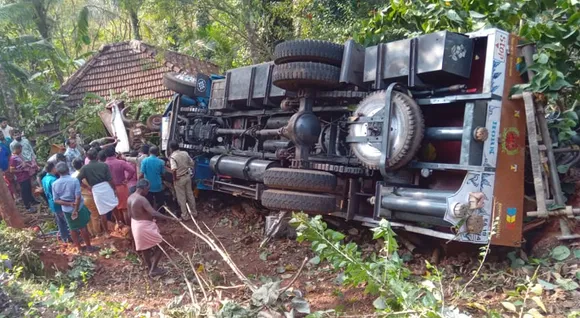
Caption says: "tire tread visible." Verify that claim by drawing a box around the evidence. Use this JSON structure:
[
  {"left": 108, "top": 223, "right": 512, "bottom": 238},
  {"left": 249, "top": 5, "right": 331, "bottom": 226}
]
[
  {"left": 263, "top": 168, "right": 337, "bottom": 193},
  {"left": 274, "top": 40, "right": 344, "bottom": 66},
  {"left": 261, "top": 189, "right": 336, "bottom": 213}
]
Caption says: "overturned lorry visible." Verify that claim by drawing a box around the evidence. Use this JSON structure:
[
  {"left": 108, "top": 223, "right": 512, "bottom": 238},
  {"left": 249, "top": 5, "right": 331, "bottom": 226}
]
[{"left": 160, "top": 28, "right": 580, "bottom": 247}]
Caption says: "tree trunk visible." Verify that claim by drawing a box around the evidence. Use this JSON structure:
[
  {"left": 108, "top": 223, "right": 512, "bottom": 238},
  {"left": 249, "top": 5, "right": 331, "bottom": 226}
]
[
  {"left": 242, "top": 0, "right": 261, "bottom": 63},
  {"left": 31, "top": 0, "right": 64, "bottom": 84},
  {"left": 129, "top": 9, "right": 141, "bottom": 40},
  {"left": 0, "top": 170, "right": 25, "bottom": 229},
  {"left": 0, "top": 64, "right": 19, "bottom": 126}
]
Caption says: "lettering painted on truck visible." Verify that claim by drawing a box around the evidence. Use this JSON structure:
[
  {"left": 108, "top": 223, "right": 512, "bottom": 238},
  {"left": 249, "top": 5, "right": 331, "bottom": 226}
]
[
  {"left": 488, "top": 120, "right": 498, "bottom": 154},
  {"left": 494, "top": 32, "right": 508, "bottom": 62},
  {"left": 490, "top": 31, "right": 508, "bottom": 97}
]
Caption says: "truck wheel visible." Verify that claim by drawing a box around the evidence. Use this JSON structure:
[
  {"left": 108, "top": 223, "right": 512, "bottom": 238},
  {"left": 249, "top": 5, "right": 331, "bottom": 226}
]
[
  {"left": 349, "top": 90, "right": 424, "bottom": 170},
  {"left": 263, "top": 168, "right": 337, "bottom": 193},
  {"left": 163, "top": 72, "right": 197, "bottom": 97},
  {"left": 146, "top": 114, "right": 163, "bottom": 131},
  {"left": 272, "top": 62, "right": 340, "bottom": 91},
  {"left": 261, "top": 189, "right": 336, "bottom": 213},
  {"left": 274, "top": 40, "right": 344, "bottom": 67}
]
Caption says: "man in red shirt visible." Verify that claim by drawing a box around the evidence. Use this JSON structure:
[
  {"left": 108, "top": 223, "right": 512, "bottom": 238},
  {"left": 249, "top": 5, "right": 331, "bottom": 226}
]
[
  {"left": 104, "top": 147, "right": 135, "bottom": 225},
  {"left": 10, "top": 143, "right": 36, "bottom": 212}
]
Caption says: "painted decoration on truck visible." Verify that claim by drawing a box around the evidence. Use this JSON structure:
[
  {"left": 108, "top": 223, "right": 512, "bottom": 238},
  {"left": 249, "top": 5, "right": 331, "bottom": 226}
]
[
  {"left": 490, "top": 30, "right": 509, "bottom": 97},
  {"left": 444, "top": 172, "right": 495, "bottom": 244},
  {"left": 482, "top": 100, "right": 502, "bottom": 168},
  {"left": 501, "top": 127, "right": 521, "bottom": 156},
  {"left": 506, "top": 207, "right": 517, "bottom": 230}
]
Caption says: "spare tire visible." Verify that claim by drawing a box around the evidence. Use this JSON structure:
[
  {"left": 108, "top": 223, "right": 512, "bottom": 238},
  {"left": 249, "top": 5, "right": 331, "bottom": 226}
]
[
  {"left": 349, "top": 90, "right": 424, "bottom": 170},
  {"left": 163, "top": 72, "right": 197, "bottom": 97},
  {"left": 272, "top": 62, "right": 340, "bottom": 91},
  {"left": 264, "top": 168, "right": 337, "bottom": 193},
  {"left": 274, "top": 40, "right": 344, "bottom": 66},
  {"left": 261, "top": 189, "right": 336, "bottom": 213}
]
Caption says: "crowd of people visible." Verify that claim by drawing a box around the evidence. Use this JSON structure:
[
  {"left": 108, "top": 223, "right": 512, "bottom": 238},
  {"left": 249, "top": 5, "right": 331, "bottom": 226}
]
[{"left": 1, "top": 117, "right": 199, "bottom": 275}]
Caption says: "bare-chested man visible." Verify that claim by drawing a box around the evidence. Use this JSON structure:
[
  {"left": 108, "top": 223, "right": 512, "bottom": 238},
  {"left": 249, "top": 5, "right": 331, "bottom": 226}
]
[{"left": 128, "top": 179, "right": 176, "bottom": 277}]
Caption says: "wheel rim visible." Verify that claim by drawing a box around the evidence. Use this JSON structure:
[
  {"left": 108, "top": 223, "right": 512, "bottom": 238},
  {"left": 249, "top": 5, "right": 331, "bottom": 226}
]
[{"left": 349, "top": 93, "right": 408, "bottom": 168}]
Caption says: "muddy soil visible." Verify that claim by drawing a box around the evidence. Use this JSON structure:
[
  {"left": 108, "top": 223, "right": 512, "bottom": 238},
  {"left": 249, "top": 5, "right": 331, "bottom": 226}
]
[{"left": 19, "top": 193, "right": 580, "bottom": 317}]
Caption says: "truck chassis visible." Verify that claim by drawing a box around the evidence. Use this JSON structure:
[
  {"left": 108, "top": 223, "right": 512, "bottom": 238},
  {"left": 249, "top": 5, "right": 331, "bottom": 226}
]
[{"left": 161, "top": 28, "right": 580, "bottom": 247}]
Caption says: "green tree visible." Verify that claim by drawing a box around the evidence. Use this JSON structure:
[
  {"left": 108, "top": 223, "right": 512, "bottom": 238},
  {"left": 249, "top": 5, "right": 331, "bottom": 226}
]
[{"left": 355, "top": 0, "right": 579, "bottom": 113}]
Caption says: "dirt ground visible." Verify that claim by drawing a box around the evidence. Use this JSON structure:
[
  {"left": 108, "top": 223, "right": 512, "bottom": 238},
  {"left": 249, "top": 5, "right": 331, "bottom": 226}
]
[
  {"left": 31, "top": 194, "right": 375, "bottom": 316},
  {"left": 22, "top": 193, "right": 580, "bottom": 317}
]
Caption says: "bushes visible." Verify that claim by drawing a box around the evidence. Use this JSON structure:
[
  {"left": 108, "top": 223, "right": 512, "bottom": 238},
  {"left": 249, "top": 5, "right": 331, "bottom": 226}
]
[
  {"left": 0, "top": 222, "right": 42, "bottom": 276},
  {"left": 290, "top": 213, "right": 447, "bottom": 316}
]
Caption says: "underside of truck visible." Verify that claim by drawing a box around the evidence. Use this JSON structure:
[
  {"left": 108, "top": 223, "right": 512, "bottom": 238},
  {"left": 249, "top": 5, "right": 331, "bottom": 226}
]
[{"left": 160, "top": 28, "right": 580, "bottom": 247}]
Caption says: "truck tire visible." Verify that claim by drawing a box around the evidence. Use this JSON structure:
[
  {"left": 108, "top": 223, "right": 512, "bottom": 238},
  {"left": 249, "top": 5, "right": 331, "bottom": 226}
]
[
  {"left": 146, "top": 114, "right": 163, "bottom": 131},
  {"left": 263, "top": 168, "right": 337, "bottom": 193},
  {"left": 261, "top": 189, "right": 336, "bottom": 213},
  {"left": 349, "top": 90, "right": 424, "bottom": 170},
  {"left": 272, "top": 62, "right": 340, "bottom": 91},
  {"left": 163, "top": 72, "right": 196, "bottom": 97},
  {"left": 274, "top": 40, "right": 344, "bottom": 66}
]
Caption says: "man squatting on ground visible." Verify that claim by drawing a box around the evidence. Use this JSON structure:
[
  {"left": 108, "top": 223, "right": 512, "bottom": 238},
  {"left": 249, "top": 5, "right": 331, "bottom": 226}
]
[
  {"left": 76, "top": 148, "right": 118, "bottom": 235},
  {"left": 128, "top": 179, "right": 177, "bottom": 277},
  {"left": 52, "top": 162, "right": 96, "bottom": 251}
]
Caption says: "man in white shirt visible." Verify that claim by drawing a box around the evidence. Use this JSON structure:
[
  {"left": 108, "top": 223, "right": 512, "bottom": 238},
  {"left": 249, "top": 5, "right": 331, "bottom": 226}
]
[
  {"left": 64, "top": 128, "right": 85, "bottom": 155},
  {"left": 0, "top": 118, "right": 12, "bottom": 141}
]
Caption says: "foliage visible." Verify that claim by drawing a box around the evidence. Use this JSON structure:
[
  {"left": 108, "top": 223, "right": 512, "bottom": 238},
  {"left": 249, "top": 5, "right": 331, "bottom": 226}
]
[
  {"left": 356, "top": 0, "right": 579, "bottom": 143},
  {"left": 65, "top": 255, "right": 96, "bottom": 284},
  {"left": 501, "top": 267, "right": 547, "bottom": 317},
  {"left": 99, "top": 247, "right": 117, "bottom": 259},
  {"left": 2, "top": 250, "right": 123, "bottom": 317},
  {"left": 29, "top": 284, "right": 127, "bottom": 317},
  {"left": 0, "top": 222, "right": 42, "bottom": 276},
  {"left": 290, "top": 213, "right": 447, "bottom": 315}
]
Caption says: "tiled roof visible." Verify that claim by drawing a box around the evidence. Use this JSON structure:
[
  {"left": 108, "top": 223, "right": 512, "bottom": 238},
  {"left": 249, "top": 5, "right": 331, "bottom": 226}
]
[
  {"left": 39, "top": 41, "right": 218, "bottom": 135},
  {"left": 59, "top": 40, "right": 219, "bottom": 107}
]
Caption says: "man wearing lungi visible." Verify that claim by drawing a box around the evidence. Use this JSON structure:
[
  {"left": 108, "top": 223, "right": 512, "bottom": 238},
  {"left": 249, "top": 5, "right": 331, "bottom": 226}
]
[
  {"left": 76, "top": 148, "right": 118, "bottom": 235},
  {"left": 52, "top": 162, "right": 96, "bottom": 252},
  {"left": 128, "top": 179, "right": 176, "bottom": 277},
  {"left": 104, "top": 147, "right": 135, "bottom": 225},
  {"left": 72, "top": 158, "right": 102, "bottom": 237}
]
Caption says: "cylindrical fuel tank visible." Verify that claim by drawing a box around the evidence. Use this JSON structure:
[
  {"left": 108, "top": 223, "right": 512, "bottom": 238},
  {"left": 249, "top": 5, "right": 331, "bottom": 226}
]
[
  {"left": 393, "top": 188, "right": 455, "bottom": 201},
  {"left": 209, "top": 155, "right": 279, "bottom": 182},
  {"left": 381, "top": 195, "right": 447, "bottom": 217}
]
